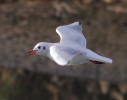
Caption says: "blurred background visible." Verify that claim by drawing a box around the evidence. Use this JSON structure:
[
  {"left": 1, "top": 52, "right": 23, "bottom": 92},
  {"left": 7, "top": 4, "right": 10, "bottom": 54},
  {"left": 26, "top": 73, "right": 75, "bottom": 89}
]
[{"left": 0, "top": 0, "right": 127, "bottom": 100}]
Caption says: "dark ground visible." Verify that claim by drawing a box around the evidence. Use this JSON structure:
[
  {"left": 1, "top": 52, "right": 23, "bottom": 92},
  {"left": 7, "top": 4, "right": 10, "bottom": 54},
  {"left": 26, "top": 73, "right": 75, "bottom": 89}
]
[{"left": 0, "top": 0, "right": 127, "bottom": 100}]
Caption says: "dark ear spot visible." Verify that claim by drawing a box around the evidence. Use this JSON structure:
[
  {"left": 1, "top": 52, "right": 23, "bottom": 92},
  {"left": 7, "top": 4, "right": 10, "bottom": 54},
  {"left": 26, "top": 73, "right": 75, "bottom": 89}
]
[
  {"left": 79, "top": 21, "right": 81, "bottom": 25},
  {"left": 43, "top": 46, "right": 46, "bottom": 50}
]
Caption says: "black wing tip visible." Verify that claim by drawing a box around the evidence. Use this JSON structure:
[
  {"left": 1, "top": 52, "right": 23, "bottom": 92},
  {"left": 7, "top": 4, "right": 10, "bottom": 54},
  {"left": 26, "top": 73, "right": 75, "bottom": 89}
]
[{"left": 79, "top": 21, "right": 82, "bottom": 25}]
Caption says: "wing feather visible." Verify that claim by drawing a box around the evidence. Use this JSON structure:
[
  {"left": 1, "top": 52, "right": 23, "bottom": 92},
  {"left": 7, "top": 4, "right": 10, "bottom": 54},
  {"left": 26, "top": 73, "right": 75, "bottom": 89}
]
[
  {"left": 56, "top": 22, "right": 86, "bottom": 48},
  {"left": 50, "top": 45, "right": 82, "bottom": 66}
]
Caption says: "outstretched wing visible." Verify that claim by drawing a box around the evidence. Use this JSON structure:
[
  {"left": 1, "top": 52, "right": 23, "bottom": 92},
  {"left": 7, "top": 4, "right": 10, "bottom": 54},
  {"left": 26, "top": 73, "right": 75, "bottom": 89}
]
[
  {"left": 50, "top": 45, "right": 83, "bottom": 66},
  {"left": 56, "top": 22, "right": 86, "bottom": 48}
]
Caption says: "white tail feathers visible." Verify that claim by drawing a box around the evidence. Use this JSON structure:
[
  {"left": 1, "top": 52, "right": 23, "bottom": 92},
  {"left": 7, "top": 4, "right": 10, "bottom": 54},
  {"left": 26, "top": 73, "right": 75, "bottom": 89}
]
[{"left": 86, "top": 49, "right": 112, "bottom": 64}]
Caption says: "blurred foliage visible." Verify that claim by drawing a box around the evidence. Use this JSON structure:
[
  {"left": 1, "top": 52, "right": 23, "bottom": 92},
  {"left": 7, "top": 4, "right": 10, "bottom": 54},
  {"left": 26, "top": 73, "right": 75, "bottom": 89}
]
[
  {"left": 0, "top": 68, "right": 127, "bottom": 100},
  {"left": 0, "top": 0, "right": 127, "bottom": 4}
]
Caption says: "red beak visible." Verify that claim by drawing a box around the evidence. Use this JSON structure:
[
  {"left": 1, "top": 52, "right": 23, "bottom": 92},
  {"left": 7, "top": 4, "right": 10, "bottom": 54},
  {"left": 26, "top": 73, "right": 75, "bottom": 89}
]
[{"left": 28, "top": 50, "right": 38, "bottom": 56}]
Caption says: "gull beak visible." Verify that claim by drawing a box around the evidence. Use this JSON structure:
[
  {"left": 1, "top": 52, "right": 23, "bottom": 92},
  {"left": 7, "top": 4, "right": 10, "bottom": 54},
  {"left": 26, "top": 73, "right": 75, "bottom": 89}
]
[{"left": 28, "top": 50, "right": 38, "bottom": 56}]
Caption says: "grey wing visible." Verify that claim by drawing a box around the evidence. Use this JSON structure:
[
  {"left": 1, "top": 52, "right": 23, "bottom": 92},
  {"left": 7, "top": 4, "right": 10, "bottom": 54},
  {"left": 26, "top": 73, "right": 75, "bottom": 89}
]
[
  {"left": 50, "top": 45, "right": 83, "bottom": 66},
  {"left": 56, "top": 22, "right": 87, "bottom": 48}
]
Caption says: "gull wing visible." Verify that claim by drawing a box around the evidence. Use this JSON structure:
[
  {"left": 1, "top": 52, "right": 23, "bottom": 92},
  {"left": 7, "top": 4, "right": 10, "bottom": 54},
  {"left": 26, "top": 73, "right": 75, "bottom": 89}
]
[
  {"left": 56, "top": 22, "right": 86, "bottom": 48},
  {"left": 50, "top": 45, "right": 83, "bottom": 66}
]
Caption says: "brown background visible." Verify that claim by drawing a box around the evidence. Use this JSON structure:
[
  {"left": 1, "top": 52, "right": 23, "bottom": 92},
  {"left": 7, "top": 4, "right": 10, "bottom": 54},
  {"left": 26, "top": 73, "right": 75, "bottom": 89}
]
[{"left": 0, "top": 0, "right": 127, "bottom": 100}]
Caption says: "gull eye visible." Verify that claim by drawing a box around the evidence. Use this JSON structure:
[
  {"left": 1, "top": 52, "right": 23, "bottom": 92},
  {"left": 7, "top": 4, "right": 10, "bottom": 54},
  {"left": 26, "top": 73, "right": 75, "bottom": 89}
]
[
  {"left": 38, "top": 46, "right": 41, "bottom": 49},
  {"left": 43, "top": 46, "right": 46, "bottom": 50}
]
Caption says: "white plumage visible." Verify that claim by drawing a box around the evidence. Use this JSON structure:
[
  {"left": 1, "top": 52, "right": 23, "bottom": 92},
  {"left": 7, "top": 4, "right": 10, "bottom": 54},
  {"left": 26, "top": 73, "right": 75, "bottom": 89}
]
[{"left": 28, "top": 22, "right": 112, "bottom": 66}]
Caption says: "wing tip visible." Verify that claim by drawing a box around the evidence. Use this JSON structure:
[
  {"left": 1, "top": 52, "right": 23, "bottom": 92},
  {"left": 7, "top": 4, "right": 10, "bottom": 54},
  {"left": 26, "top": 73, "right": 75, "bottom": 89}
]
[{"left": 79, "top": 21, "right": 82, "bottom": 25}]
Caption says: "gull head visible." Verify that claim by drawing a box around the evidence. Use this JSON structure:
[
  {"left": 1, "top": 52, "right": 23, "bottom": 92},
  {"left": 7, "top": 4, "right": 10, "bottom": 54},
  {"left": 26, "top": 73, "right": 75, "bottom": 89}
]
[{"left": 28, "top": 42, "right": 48, "bottom": 56}]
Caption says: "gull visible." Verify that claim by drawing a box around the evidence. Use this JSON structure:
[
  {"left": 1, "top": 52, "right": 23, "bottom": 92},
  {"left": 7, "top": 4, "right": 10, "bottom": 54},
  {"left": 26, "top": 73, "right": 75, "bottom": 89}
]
[{"left": 28, "top": 22, "right": 112, "bottom": 66}]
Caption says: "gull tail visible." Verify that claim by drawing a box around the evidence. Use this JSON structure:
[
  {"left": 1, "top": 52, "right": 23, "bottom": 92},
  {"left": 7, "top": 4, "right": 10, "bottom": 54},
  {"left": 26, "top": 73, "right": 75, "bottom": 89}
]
[{"left": 86, "top": 49, "right": 112, "bottom": 64}]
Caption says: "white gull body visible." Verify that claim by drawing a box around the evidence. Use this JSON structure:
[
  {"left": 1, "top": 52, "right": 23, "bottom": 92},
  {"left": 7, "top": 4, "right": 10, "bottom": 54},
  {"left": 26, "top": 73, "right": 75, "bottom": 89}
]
[{"left": 28, "top": 22, "right": 112, "bottom": 66}]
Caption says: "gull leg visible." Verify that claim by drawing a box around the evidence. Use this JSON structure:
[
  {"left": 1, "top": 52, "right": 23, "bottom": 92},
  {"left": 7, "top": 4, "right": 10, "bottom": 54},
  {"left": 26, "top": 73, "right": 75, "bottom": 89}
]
[{"left": 90, "top": 60, "right": 105, "bottom": 64}]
